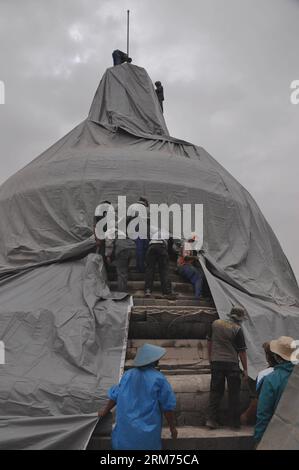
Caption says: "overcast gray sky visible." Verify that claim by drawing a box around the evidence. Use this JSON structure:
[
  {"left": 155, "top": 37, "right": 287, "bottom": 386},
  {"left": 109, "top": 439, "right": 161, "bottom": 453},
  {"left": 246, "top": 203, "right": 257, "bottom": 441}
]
[{"left": 0, "top": 0, "right": 298, "bottom": 280}]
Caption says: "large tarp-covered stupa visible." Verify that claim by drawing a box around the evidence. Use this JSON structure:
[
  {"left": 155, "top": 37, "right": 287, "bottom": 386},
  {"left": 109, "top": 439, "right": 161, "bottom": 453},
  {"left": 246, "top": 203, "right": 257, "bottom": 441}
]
[{"left": 0, "top": 63, "right": 299, "bottom": 449}]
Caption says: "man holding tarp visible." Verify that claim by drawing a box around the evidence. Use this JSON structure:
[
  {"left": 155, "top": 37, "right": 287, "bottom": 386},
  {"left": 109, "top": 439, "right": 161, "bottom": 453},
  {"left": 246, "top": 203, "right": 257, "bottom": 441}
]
[{"left": 254, "top": 336, "right": 295, "bottom": 444}]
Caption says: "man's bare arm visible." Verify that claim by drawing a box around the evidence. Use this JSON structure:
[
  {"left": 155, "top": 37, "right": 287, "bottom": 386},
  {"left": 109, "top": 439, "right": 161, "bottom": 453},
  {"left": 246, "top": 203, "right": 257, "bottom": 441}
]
[
  {"left": 98, "top": 399, "right": 116, "bottom": 418},
  {"left": 164, "top": 410, "right": 178, "bottom": 439},
  {"left": 239, "top": 350, "right": 248, "bottom": 380}
]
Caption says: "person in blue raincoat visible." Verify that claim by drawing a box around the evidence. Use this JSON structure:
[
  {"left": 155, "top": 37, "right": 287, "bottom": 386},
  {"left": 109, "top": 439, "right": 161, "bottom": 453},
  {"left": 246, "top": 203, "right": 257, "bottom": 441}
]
[
  {"left": 98, "top": 343, "right": 177, "bottom": 450},
  {"left": 254, "top": 336, "right": 295, "bottom": 444}
]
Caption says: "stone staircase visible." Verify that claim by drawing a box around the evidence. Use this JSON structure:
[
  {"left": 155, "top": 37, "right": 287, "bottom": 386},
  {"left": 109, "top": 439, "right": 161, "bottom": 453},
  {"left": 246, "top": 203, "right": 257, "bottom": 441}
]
[{"left": 87, "top": 262, "right": 254, "bottom": 450}]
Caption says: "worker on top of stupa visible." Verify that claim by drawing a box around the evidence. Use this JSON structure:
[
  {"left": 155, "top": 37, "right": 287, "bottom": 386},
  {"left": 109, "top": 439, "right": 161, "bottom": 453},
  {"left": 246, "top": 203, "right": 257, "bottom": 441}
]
[{"left": 112, "top": 49, "right": 132, "bottom": 66}]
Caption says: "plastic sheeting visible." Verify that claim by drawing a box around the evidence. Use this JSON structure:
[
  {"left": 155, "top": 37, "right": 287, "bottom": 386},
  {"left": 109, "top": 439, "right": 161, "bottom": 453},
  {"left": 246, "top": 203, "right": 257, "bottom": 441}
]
[
  {"left": 0, "top": 254, "right": 131, "bottom": 449},
  {"left": 89, "top": 63, "right": 170, "bottom": 138},
  {"left": 0, "top": 63, "right": 299, "bottom": 448},
  {"left": 200, "top": 256, "right": 299, "bottom": 378}
]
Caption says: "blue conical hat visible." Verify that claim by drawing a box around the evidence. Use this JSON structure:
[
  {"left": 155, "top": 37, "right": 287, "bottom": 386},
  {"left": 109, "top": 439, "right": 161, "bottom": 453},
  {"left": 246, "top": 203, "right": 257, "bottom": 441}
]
[{"left": 133, "top": 343, "right": 166, "bottom": 367}]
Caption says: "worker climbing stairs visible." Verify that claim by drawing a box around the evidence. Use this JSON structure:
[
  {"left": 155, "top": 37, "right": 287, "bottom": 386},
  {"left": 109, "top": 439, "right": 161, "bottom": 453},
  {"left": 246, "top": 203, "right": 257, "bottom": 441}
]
[{"left": 88, "top": 260, "right": 254, "bottom": 450}]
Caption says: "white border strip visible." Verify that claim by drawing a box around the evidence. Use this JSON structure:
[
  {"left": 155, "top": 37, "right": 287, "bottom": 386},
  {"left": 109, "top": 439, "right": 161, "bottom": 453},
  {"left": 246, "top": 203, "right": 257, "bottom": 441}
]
[
  {"left": 118, "top": 295, "right": 134, "bottom": 380},
  {"left": 84, "top": 295, "right": 134, "bottom": 450}
]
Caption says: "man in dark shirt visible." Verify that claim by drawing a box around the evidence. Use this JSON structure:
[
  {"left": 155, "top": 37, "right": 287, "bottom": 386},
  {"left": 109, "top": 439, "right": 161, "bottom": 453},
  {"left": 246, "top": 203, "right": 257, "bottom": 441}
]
[
  {"left": 155, "top": 81, "right": 164, "bottom": 112},
  {"left": 206, "top": 306, "right": 248, "bottom": 429}
]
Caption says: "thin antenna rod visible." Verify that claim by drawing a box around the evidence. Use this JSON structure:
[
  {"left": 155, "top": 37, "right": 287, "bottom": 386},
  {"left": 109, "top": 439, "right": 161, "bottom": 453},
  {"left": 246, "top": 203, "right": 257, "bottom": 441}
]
[{"left": 127, "top": 10, "right": 130, "bottom": 57}]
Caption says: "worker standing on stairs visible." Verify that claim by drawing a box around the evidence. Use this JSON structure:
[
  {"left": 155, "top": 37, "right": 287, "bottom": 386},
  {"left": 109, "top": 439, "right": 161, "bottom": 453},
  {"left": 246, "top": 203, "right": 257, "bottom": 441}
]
[
  {"left": 155, "top": 81, "right": 164, "bottom": 112},
  {"left": 174, "top": 235, "right": 204, "bottom": 300},
  {"left": 97, "top": 343, "right": 178, "bottom": 450},
  {"left": 206, "top": 306, "right": 248, "bottom": 430},
  {"left": 105, "top": 216, "right": 136, "bottom": 293},
  {"left": 133, "top": 197, "right": 150, "bottom": 273},
  {"left": 144, "top": 227, "right": 176, "bottom": 300}
]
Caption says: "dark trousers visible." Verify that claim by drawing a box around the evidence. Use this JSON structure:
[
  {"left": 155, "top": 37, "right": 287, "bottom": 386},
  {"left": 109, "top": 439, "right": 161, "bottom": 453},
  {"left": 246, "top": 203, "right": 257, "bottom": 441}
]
[
  {"left": 209, "top": 363, "right": 241, "bottom": 426},
  {"left": 177, "top": 264, "right": 203, "bottom": 299},
  {"left": 115, "top": 248, "right": 135, "bottom": 292},
  {"left": 135, "top": 238, "right": 149, "bottom": 273},
  {"left": 144, "top": 244, "right": 171, "bottom": 294}
]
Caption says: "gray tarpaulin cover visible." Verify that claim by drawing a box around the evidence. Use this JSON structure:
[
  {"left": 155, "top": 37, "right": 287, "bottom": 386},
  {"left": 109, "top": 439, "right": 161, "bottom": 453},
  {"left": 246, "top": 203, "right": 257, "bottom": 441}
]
[{"left": 0, "top": 63, "right": 298, "bottom": 449}]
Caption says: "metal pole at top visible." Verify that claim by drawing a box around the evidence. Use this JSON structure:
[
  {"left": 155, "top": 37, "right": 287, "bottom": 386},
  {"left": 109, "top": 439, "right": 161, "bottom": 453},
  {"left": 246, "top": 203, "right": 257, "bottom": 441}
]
[{"left": 127, "top": 10, "right": 130, "bottom": 58}]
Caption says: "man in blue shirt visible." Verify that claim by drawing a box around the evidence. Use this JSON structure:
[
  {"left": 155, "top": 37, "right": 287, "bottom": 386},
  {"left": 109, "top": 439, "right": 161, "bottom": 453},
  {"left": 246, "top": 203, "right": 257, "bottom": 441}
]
[
  {"left": 98, "top": 343, "right": 177, "bottom": 450},
  {"left": 254, "top": 336, "right": 295, "bottom": 444}
]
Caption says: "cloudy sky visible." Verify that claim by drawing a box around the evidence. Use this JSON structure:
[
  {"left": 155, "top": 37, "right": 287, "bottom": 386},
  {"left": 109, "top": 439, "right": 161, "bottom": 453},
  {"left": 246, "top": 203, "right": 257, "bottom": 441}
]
[{"left": 0, "top": 0, "right": 298, "bottom": 280}]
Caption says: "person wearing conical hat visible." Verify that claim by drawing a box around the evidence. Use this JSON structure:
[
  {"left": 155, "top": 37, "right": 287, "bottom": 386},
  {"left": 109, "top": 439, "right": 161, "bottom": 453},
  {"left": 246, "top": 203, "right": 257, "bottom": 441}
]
[
  {"left": 254, "top": 336, "right": 296, "bottom": 444},
  {"left": 98, "top": 343, "right": 177, "bottom": 450}
]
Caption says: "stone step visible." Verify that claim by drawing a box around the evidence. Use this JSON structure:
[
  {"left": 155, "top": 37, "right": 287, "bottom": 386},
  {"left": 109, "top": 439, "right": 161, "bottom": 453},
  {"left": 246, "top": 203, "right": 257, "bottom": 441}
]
[
  {"left": 133, "top": 296, "right": 215, "bottom": 307},
  {"left": 128, "top": 323, "right": 209, "bottom": 340},
  {"left": 125, "top": 360, "right": 210, "bottom": 375},
  {"left": 127, "top": 338, "right": 209, "bottom": 350},
  {"left": 108, "top": 262, "right": 178, "bottom": 271},
  {"left": 168, "top": 373, "right": 211, "bottom": 393},
  {"left": 108, "top": 265, "right": 180, "bottom": 279},
  {"left": 110, "top": 280, "right": 195, "bottom": 294},
  {"left": 168, "top": 374, "right": 210, "bottom": 426},
  {"left": 87, "top": 425, "right": 254, "bottom": 450},
  {"left": 162, "top": 426, "right": 254, "bottom": 450},
  {"left": 128, "top": 307, "right": 217, "bottom": 339},
  {"left": 126, "top": 339, "right": 210, "bottom": 375},
  {"left": 126, "top": 338, "right": 209, "bottom": 362},
  {"left": 109, "top": 271, "right": 183, "bottom": 282},
  {"left": 131, "top": 305, "right": 217, "bottom": 319}
]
